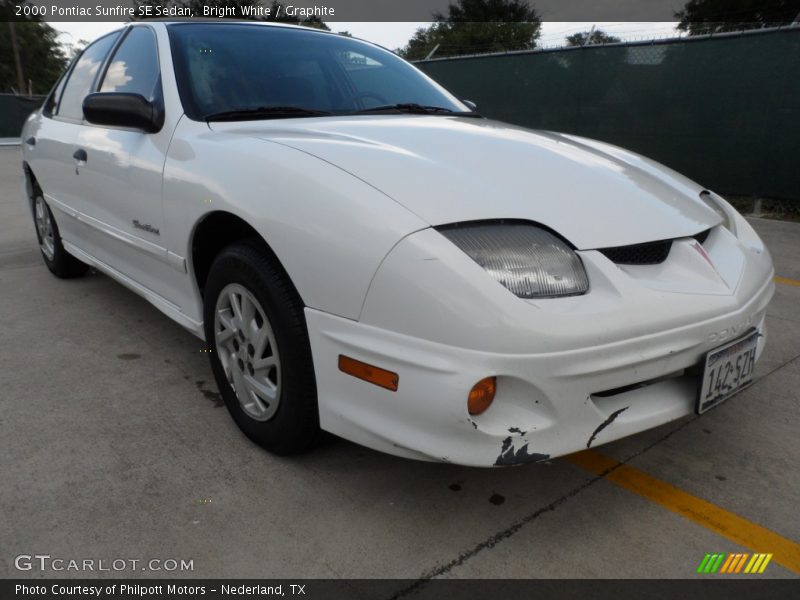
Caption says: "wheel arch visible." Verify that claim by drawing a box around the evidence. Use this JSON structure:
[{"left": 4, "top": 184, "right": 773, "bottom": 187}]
[
  {"left": 189, "top": 210, "right": 304, "bottom": 305},
  {"left": 21, "top": 161, "right": 38, "bottom": 209}
]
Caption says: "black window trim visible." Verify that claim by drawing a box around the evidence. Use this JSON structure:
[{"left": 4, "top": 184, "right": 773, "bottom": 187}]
[{"left": 50, "top": 28, "right": 125, "bottom": 124}]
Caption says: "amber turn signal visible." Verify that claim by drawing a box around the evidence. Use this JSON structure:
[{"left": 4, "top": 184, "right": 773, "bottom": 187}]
[
  {"left": 338, "top": 355, "right": 399, "bottom": 391},
  {"left": 468, "top": 376, "right": 496, "bottom": 415}
]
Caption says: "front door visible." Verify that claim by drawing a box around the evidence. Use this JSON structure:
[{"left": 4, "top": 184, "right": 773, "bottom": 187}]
[{"left": 74, "top": 25, "right": 179, "bottom": 304}]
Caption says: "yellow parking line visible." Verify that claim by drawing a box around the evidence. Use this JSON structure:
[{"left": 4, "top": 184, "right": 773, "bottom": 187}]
[
  {"left": 566, "top": 450, "right": 800, "bottom": 574},
  {"left": 775, "top": 276, "right": 800, "bottom": 287}
]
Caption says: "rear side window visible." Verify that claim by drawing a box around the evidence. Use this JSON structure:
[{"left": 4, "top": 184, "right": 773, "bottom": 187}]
[
  {"left": 100, "top": 27, "right": 161, "bottom": 100},
  {"left": 57, "top": 32, "right": 121, "bottom": 121}
]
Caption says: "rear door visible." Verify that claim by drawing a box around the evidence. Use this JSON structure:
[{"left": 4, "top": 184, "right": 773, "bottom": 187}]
[{"left": 25, "top": 31, "right": 121, "bottom": 249}]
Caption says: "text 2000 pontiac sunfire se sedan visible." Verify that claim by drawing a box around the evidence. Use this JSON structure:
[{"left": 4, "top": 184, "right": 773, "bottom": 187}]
[{"left": 21, "top": 22, "right": 774, "bottom": 466}]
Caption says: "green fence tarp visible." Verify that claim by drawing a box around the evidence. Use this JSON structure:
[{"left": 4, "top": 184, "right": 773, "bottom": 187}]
[
  {"left": 418, "top": 28, "right": 800, "bottom": 201},
  {"left": 0, "top": 94, "right": 45, "bottom": 138}
]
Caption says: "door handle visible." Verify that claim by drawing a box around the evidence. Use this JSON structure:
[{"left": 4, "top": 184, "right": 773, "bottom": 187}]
[
  {"left": 73, "top": 148, "right": 87, "bottom": 162},
  {"left": 25, "top": 137, "right": 36, "bottom": 147}
]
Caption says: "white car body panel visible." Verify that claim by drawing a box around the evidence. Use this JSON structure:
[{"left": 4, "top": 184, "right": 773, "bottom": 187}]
[
  {"left": 162, "top": 116, "right": 428, "bottom": 323},
  {"left": 20, "top": 21, "right": 775, "bottom": 466},
  {"left": 209, "top": 116, "right": 722, "bottom": 249},
  {"left": 327, "top": 213, "right": 773, "bottom": 465}
]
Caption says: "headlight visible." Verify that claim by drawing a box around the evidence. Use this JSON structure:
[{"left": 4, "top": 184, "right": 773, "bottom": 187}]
[
  {"left": 700, "top": 191, "right": 737, "bottom": 235},
  {"left": 438, "top": 222, "right": 589, "bottom": 298}
]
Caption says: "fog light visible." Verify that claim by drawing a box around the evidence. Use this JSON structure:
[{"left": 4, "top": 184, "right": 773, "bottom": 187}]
[{"left": 468, "top": 377, "right": 496, "bottom": 415}]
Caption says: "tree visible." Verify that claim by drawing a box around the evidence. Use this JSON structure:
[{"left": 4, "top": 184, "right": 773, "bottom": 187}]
[
  {"left": 0, "top": 1, "right": 67, "bottom": 94},
  {"left": 399, "top": 0, "right": 541, "bottom": 61},
  {"left": 65, "top": 39, "right": 89, "bottom": 61},
  {"left": 675, "top": 0, "right": 800, "bottom": 35},
  {"left": 566, "top": 29, "right": 622, "bottom": 47}
]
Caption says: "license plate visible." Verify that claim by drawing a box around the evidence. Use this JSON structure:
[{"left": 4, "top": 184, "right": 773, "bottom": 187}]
[{"left": 697, "top": 330, "right": 759, "bottom": 414}]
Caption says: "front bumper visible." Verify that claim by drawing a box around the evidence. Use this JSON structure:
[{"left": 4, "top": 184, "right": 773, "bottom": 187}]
[{"left": 307, "top": 222, "right": 774, "bottom": 467}]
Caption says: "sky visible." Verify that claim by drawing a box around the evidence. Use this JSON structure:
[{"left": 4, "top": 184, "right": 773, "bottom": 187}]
[{"left": 50, "top": 21, "right": 680, "bottom": 53}]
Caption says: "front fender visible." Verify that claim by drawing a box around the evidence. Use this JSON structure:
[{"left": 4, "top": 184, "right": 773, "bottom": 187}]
[{"left": 163, "top": 117, "right": 428, "bottom": 320}]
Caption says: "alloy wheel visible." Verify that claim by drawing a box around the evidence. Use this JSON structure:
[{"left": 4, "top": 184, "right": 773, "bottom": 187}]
[
  {"left": 214, "top": 283, "right": 281, "bottom": 421},
  {"left": 34, "top": 196, "right": 55, "bottom": 261}
]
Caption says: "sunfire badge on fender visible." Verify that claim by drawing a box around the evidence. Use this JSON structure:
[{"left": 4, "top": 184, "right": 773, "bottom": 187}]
[{"left": 132, "top": 220, "right": 160, "bottom": 236}]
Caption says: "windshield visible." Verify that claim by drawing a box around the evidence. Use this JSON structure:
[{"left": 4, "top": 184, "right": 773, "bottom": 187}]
[{"left": 168, "top": 23, "right": 469, "bottom": 120}]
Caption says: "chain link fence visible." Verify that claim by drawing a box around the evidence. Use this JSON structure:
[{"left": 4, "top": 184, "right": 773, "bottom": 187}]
[{"left": 417, "top": 27, "right": 800, "bottom": 210}]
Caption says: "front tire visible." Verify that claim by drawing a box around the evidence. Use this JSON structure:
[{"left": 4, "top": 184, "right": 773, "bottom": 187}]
[
  {"left": 203, "top": 241, "right": 319, "bottom": 455},
  {"left": 32, "top": 194, "right": 88, "bottom": 278}
]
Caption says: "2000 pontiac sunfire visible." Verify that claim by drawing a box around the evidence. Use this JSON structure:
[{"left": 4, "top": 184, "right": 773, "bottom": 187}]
[{"left": 22, "top": 22, "right": 774, "bottom": 466}]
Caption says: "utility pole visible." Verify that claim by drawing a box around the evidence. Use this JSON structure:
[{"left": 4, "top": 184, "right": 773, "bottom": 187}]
[
  {"left": 583, "top": 24, "right": 596, "bottom": 46},
  {"left": 424, "top": 43, "right": 440, "bottom": 60},
  {"left": 8, "top": 21, "right": 26, "bottom": 95}
]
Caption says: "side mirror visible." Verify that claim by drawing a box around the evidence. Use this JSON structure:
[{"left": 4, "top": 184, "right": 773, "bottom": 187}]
[
  {"left": 83, "top": 93, "right": 163, "bottom": 133},
  {"left": 462, "top": 99, "right": 478, "bottom": 112}
]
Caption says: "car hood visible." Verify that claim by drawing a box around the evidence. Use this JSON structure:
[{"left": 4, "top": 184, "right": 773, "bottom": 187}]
[{"left": 210, "top": 116, "right": 720, "bottom": 249}]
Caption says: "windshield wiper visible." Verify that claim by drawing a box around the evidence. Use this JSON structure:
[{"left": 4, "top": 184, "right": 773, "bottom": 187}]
[
  {"left": 351, "top": 103, "right": 480, "bottom": 117},
  {"left": 204, "top": 106, "right": 332, "bottom": 122}
]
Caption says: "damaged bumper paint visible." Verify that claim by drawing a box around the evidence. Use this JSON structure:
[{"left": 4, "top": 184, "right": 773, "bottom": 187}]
[{"left": 304, "top": 213, "right": 774, "bottom": 467}]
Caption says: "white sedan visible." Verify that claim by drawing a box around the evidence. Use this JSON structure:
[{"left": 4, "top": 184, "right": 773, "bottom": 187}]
[{"left": 21, "top": 21, "right": 774, "bottom": 466}]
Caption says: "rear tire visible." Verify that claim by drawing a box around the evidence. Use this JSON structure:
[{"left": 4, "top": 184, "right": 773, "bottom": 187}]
[
  {"left": 32, "top": 194, "right": 88, "bottom": 279},
  {"left": 203, "top": 240, "right": 319, "bottom": 455}
]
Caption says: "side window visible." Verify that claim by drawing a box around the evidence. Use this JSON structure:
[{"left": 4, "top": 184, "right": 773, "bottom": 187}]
[
  {"left": 100, "top": 27, "right": 161, "bottom": 100},
  {"left": 57, "top": 32, "right": 121, "bottom": 121}
]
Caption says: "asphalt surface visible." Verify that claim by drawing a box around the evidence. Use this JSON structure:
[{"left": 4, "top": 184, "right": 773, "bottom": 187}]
[{"left": 1, "top": 146, "right": 798, "bottom": 581}]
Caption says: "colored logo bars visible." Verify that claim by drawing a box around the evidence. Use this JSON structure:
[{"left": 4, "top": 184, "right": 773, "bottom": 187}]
[{"left": 697, "top": 552, "right": 773, "bottom": 574}]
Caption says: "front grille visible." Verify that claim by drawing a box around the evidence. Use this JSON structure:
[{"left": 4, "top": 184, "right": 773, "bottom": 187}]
[
  {"left": 591, "top": 368, "right": 690, "bottom": 398},
  {"left": 599, "top": 240, "right": 673, "bottom": 265},
  {"left": 598, "top": 228, "right": 712, "bottom": 266}
]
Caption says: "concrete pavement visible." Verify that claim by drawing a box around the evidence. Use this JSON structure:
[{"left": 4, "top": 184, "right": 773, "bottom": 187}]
[{"left": 0, "top": 146, "right": 797, "bottom": 581}]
